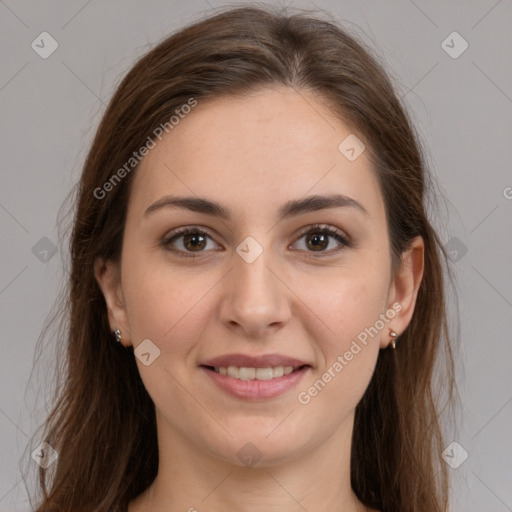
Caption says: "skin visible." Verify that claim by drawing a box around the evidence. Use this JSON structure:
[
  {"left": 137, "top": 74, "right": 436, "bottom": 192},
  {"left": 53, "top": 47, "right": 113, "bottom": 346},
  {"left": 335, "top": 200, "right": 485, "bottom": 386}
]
[{"left": 94, "top": 86, "right": 424, "bottom": 512}]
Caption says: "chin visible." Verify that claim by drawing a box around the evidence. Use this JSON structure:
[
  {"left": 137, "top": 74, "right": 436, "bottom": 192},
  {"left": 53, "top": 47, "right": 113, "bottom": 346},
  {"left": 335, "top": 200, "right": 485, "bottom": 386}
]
[{"left": 206, "top": 427, "right": 314, "bottom": 469}]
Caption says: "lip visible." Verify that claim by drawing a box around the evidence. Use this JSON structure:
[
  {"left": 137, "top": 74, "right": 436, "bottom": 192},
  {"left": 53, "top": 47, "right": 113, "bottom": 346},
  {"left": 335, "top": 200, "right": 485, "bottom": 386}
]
[
  {"left": 199, "top": 353, "right": 312, "bottom": 401},
  {"left": 200, "top": 365, "right": 311, "bottom": 400},
  {"left": 200, "top": 353, "right": 310, "bottom": 369}
]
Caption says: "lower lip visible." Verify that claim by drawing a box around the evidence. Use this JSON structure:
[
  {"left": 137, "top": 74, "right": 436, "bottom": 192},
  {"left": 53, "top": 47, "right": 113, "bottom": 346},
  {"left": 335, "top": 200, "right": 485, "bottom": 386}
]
[{"left": 200, "top": 366, "right": 310, "bottom": 400}]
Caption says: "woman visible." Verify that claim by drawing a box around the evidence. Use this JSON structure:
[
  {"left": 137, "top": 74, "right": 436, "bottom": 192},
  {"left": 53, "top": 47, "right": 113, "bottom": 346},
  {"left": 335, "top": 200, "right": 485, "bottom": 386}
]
[{"left": 27, "top": 5, "right": 456, "bottom": 512}]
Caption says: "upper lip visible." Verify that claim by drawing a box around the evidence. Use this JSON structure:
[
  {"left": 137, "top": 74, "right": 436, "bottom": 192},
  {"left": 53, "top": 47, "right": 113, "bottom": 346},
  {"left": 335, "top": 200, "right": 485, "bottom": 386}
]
[{"left": 200, "top": 353, "right": 311, "bottom": 369}]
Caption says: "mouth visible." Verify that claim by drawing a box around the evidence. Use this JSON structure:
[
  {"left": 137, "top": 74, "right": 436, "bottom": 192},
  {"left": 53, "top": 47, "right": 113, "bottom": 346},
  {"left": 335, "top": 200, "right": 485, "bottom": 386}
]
[
  {"left": 199, "top": 362, "right": 311, "bottom": 400},
  {"left": 201, "top": 364, "right": 310, "bottom": 380}
]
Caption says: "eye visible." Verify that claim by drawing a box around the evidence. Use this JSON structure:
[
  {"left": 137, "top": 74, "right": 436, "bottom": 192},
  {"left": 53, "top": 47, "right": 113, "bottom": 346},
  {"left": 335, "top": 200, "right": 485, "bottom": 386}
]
[
  {"left": 291, "top": 224, "right": 351, "bottom": 256},
  {"left": 162, "top": 227, "right": 220, "bottom": 258},
  {"left": 162, "top": 224, "right": 351, "bottom": 258}
]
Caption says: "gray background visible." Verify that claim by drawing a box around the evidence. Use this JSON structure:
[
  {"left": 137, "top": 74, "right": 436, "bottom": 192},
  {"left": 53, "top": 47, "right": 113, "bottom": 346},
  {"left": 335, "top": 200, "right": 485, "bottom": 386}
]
[{"left": 1, "top": 1, "right": 511, "bottom": 511}]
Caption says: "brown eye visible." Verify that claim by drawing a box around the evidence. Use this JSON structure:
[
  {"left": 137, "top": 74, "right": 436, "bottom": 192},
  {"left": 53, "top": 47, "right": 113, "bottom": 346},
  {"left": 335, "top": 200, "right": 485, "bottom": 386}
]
[
  {"left": 163, "top": 227, "right": 219, "bottom": 257},
  {"left": 292, "top": 224, "right": 351, "bottom": 255},
  {"left": 182, "top": 232, "right": 207, "bottom": 251},
  {"left": 305, "top": 232, "right": 329, "bottom": 251},
  {"left": 162, "top": 224, "right": 350, "bottom": 259}
]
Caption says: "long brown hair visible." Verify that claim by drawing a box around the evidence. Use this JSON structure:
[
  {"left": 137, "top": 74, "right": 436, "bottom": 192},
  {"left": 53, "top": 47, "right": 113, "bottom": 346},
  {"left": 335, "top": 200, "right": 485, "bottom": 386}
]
[{"left": 24, "top": 5, "right": 456, "bottom": 511}]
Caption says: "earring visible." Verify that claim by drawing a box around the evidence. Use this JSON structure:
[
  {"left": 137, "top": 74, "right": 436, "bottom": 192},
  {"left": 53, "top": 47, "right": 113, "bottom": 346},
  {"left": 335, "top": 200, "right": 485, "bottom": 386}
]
[
  {"left": 113, "top": 329, "right": 122, "bottom": 344},
  {"left": 389, "top": 329, "right": 398, "bottom": 349}
]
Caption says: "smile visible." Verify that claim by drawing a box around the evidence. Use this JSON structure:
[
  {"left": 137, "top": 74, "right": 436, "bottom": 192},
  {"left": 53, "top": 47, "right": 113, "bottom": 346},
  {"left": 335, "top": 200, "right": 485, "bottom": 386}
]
[
  {"left": 200, "top": 364, "right": 310, "bottom": 400},
  {"left": 212, "top": 365, "right": 297, "bottom": 380}
]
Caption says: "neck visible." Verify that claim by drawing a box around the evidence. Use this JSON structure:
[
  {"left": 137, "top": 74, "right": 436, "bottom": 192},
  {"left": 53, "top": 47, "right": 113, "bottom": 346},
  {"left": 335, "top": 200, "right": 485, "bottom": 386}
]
[{"left": 129, "top": 410, "right": 371, "bottom": 512}]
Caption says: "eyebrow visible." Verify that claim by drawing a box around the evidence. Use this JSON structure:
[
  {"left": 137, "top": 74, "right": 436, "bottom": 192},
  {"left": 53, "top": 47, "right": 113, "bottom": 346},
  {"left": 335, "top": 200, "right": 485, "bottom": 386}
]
[{"left": 143, "top": 193, "right": 368, "bottom": 220}]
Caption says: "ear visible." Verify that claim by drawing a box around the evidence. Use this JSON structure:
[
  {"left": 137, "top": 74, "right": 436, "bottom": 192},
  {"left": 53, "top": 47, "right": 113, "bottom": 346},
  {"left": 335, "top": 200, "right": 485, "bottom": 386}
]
[
  {"left": 94, "top": 256, "right": 132, "bottom": 346},
  {"left": 382, "top": 235, "right": 425, "bottom": 349}
]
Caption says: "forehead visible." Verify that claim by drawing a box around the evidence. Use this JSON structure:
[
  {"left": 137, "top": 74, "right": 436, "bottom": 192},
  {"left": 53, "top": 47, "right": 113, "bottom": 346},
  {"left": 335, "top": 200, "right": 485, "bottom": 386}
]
[{"left": 128, "top": 87, "right": 384, "bottom": 224}]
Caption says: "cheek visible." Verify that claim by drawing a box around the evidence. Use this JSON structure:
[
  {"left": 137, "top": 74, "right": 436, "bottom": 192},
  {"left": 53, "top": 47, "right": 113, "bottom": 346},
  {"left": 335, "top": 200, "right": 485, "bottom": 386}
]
[
  {"left": 121, "top": 255, "right": 211, "bottom": 349},
  {"left": 332, "top": 280, "right": 388, "bottom": 341},
  {"left": 295, "top": 280, "right": 385, "bottom": 419},
  {"left": 121, "top": 261, "right": 213, "bottom": 401},
  {"left": 293, "top": 262, "right": 388, "bottom": 402},
  {"left": 294, "top": 262, "right": 390, "bottom": 344},
  {"left": 322, "top": 280, "right": 384, "bottom": 377}
]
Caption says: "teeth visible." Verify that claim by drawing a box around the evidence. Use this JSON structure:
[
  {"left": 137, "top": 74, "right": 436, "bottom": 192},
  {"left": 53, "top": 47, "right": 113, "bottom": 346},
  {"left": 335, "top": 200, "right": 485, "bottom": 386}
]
[
  {"left": 214, "top": 365, "right": 296, "bottom": 380},
  {"left": 272, "top": 366, "right": 284, "bottom": 378}
]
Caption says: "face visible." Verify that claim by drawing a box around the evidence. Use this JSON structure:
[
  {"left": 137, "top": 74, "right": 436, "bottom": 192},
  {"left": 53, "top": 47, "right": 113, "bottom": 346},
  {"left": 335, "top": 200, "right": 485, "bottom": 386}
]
[{"left": 95, "top": 86, "right": 423, "bottom": 467}]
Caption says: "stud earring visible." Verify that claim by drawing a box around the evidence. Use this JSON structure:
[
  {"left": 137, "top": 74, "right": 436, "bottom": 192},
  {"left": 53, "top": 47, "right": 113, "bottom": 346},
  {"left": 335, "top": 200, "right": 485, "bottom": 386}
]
[
  {"left": 389, "top": 329, "right": 398, "bottom": 349},
  {"left": 113, "top": 329, "right": 122, "bottom": 344}
]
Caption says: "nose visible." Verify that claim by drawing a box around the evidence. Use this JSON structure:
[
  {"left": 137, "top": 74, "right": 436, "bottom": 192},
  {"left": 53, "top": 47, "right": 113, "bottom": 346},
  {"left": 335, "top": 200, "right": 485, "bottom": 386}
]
[{"left": 218, "top": 243, "right": 291, "bottom": 339}]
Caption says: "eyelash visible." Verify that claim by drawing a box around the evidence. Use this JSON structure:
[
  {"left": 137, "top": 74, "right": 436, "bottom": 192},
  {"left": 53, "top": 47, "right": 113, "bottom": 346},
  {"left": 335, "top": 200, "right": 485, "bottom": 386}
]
[{"left": 162, "top": 224, "right": 351, "bottom": 259}]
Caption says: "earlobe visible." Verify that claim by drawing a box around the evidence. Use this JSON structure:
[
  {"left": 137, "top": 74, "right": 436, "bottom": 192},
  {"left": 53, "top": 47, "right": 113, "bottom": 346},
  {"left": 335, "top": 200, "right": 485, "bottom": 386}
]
[
  {"left": 382, "top": 236, "right": 425, "bottom": 349},
  {"left": 93, "top": 257, "right": 131, "bottom": 345}
]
